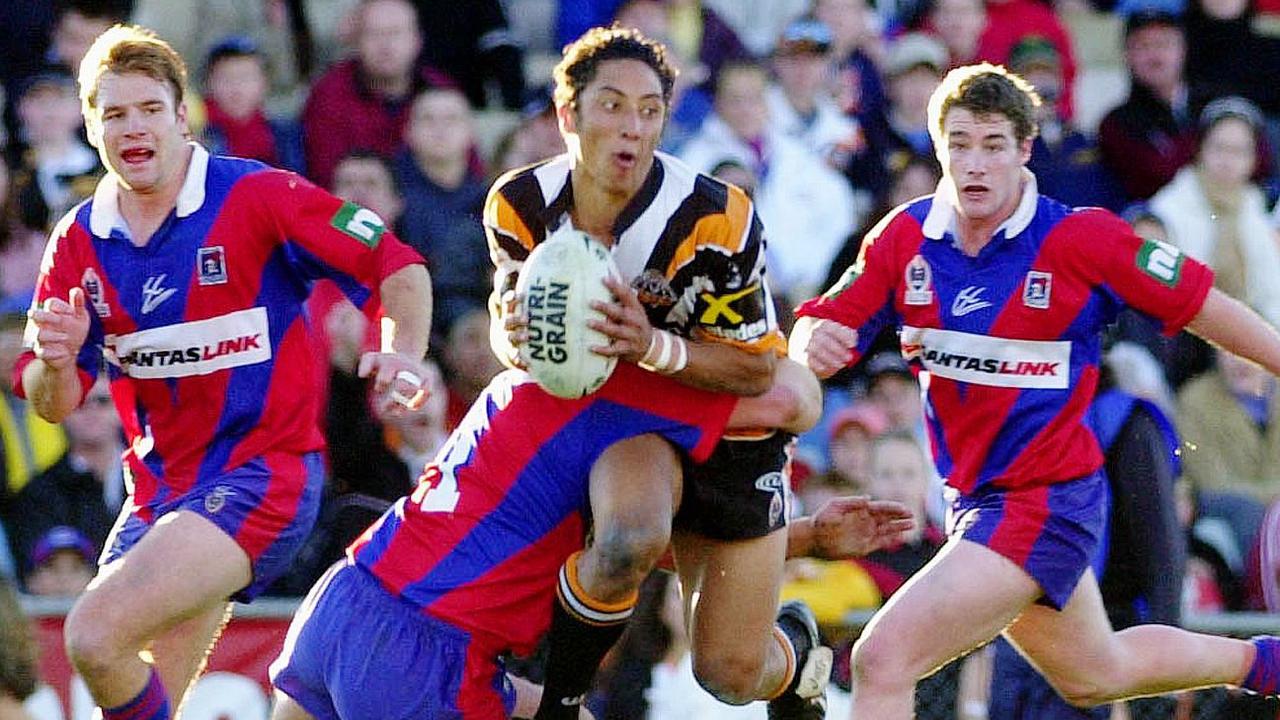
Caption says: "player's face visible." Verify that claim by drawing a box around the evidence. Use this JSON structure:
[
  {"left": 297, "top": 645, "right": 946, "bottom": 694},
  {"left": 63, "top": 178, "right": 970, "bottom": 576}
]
[
  {"left": 560, "top": 58, "right": 666, "bottom": 197},
  {"left": 939, "top": 107, "right": 1031, "bottom": 226},
  {"left": 90, "top": 71, "right": 190, "bottom": 195}
]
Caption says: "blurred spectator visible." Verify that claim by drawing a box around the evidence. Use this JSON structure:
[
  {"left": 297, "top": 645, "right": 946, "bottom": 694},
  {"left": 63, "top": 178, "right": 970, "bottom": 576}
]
[
  {"left": 1177, "top": 348, "right": 1280, "bottom": 505},
  {"left": 849, "top": 33, "right": 947, "bottom": 202},
  {"left": 9, "top": 68, "right": 101, "bottom": 223},
  {"left": 1185, "top": 0, "right": 1280, "bottom": 120},
  {"left": 973, "top": 0, "right": 1080, "bottom": 120},
  {"left": 663, "top": 0, "right": 753, "bottom": 83},
  {"left": 800, "top": 403, "right": 889, "bottom": 514},
  {"left": 708, "top": 158, "right": 758, "bottom": 198},
  {"left": 1149, "top": 96, "right": 1280, "bottom": 327},
  {"left": 0, "top": 165, "right": 51, "bottom": 316},
  {"left": 767, "top": 17, "right": 866, "bottom": 175},
  {"left": 680, "top": 60, "right": 858, "bottom": 304},
  {"left": 24, "top": 525, "right": 95, "bottom": 597},
  {"left": 301, "top": 0, "right": 455, "bottom": 187},
  {"left": 396, "top": 86, "right": 490, "bottom": 334},
  {"left": 1177, "top": 479, "right": 1243, "bottom": 612},
  {"left": 1097, "top": 10, "right": 1198, "bottom": 201},
  {"left": 924, "top": 0, "right": 987, "bottom": 68},
  {"left": 863, "top": 350, "right": 947, "bottom": 527},
  {"left": 331, "top": 149, "right": 404, "bottom": 225},
  {"left": 131, "top": 0, "right": 311, "bottom": 113},
  {"left": 441, "top": 305, "right": 503, "bottom": 431},
  {"left": 3, "top": 376, "right": 121, "bottom": 582},
  {"left": 48, "top": 0, "right": 126, "bottom": 75},
  {"left": 1012, "top": 37, "right": 1125, "bottom": 211},
  {"left": 201, "top": 36, "right": 305, "bottom": 173},
  {"left": 0, "top": 574, "right": 37, "bottom": 720},
  {"left": 489, "top": 84, "right": 567, "bottom": 173},
  {"left": 0, "top": 312, "right": 66, "bottom": 499},
  {"left": 410, "top": 0, "right": 526, "bottom": 110},
  {"left": 0, "top": 1, "right": 54, "bottom": 145},
  {"left": 557, "top": 0, "right": 627, "bottom": 49},
  {"left": 814, "top": 0, "right": 887, "bottom": 123}
]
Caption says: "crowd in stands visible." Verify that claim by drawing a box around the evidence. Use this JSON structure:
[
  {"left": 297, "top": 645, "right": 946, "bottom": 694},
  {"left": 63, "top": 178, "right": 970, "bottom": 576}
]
[{"left": 5, "top": 0, "right": 1280, "bottom": 716}]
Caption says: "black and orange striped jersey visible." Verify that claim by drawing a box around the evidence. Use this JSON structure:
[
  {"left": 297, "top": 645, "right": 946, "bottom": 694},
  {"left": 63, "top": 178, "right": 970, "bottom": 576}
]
[{"left": 484, "top": 152, "right": 784, "bottom": 358}]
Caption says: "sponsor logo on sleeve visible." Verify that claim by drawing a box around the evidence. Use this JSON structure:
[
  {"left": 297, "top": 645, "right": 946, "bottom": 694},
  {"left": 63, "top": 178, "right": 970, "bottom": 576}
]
[
  {"left": 901, "top": 325, "right": 1070, "bottom": 389},
  {"left": 1136, "top": 239, "right": 1184, "bottom": 288},
  {"left": 104, "top": 307, "right": 272, "bottom": 378},
  {"left": 197, "top": 246, "right": 228, "bottom": 286},
  {"left": 330, "top": 201, "right": 386, "bottom": 248},
  {"left": 1023, "top": 270, "right": 1052, "bottom": 309},
  {"left": 904, "top": 255, "right": 934, "bottom": 305},
  {"left": 699, "top": 283, "right": 761, "bottom": 325}
]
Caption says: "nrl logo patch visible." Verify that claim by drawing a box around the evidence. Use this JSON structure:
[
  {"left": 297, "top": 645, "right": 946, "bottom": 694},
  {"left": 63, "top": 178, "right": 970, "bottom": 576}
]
[
  {"left": 82, "top": 268, "right": 111, "bottom": 317},
  {"left": 904, "top": 255, "right": 933, "bottom": 305}
]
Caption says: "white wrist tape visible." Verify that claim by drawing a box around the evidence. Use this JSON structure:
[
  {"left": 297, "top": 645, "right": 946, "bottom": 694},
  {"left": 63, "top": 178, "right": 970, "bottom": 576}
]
[{"left": 638, "top": 330, "right": 689, "bottom": 374}]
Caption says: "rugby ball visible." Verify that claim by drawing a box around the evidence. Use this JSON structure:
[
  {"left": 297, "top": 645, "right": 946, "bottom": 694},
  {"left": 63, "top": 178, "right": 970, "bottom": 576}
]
[{"left": 516, "top": 226, "right": 620, "bottom": 398}]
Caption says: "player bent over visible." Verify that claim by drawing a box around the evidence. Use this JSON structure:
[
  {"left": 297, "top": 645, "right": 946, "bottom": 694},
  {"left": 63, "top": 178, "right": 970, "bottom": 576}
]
[
  {"left": 791, "top": 63, "right": 1280, "bottom": 720},
  {"left": 17, "top": 25, "right": 432, "bottom": 720},
  {"left": 268, "top": 359, "right": 913, "bottom": 719}
]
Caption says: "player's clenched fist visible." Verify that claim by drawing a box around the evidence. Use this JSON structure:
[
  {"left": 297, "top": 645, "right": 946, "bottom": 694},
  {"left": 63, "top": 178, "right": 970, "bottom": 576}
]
[
  {"left": 30, "top": 287, "right": 90, "bottom": 371},
  {"left": 790, "top": 317, "right": 858, "bottom": 379}
]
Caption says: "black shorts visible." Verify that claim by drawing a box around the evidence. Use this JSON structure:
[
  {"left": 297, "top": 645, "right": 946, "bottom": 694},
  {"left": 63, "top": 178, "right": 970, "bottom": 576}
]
[{"left": 673, "top": 431, "right": 794, "bottom": 541}]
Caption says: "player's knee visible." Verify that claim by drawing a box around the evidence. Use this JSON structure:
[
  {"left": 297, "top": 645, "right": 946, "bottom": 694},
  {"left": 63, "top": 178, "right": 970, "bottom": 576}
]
[
  {"left": 849, "top": 631, "right": 916, "bottom": 691},
  {"left": 64, "top": 602, "right": 129, "bottom": 677},
  {"left": 591, "top": 520, "right": 670, "bottom": 582},
  {"left": 690, "top": 648, "right": 765, "bottom": 704}
]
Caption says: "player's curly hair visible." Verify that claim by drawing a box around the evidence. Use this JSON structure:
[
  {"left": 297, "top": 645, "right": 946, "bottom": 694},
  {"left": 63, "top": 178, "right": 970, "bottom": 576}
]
[
  {"left": 926, "top": 63, "right": 1041, "bottom": 147},
  {"left": 0, "top": 577, "right": 38, "bottom": 702},
  {"left": 78, "top": 24, "right": 188, "bottom": 124},
  {"left": 553, "top": 25, "right": 678, "bottom": 111}
]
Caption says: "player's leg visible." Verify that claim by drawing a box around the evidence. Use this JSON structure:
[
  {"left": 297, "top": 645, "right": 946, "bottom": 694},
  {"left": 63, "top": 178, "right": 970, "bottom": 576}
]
[
  {"left": 149, "top": 602, "right": 233, "bottom": 712},
  {"left": 1006, "top": 568, "right": 1258, "bottom": 706},
  {"left": 534, "top": 435, "right": 682, "bottom": 720},
  {"left": 671, "top": 527, "right": 794, "bottom": 703},
  {"left": 63, "top": 511, "right": 251, "bottom": 719},
  {"left": 849, "top": 538, "right": 1041, "bottom": 720}
]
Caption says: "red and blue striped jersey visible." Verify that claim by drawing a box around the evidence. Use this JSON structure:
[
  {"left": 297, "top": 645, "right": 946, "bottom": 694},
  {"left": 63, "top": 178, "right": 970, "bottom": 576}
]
[
  {"left": 797, "top": 176, "right": 1213, "bottom": 494},
  {"left": 349, "top": 362, "right": 735, "bottom": 655},
  {"left": 15, "top": 145, "right": 423, "bottom": 516}
]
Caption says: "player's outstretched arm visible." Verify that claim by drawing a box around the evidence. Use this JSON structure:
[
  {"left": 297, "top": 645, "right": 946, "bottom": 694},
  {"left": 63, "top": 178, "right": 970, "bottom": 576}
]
[
  {"left": 590, "top": 275, "right": 776, "bottom": 396},
  {"left": 789, "top": 315, "right": 859, "bottom": 380},
  {"left": 1187, "top": 288, "right": 1280, "bottom": 376},
  {"left": 358, "top": 264, "right": 433, "bottom": 415},
  {"left": 22, "top": 288, "right": 91, "bottom": 423},
  {"left": 785, "top": 496, "right": 915, "bottom": 560},
  {"left": 727, "top": 358, "right": 822, "bottom": 434}
]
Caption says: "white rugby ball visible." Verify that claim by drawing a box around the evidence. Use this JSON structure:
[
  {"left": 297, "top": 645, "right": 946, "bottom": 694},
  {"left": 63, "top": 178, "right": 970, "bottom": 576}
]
[{"left": 516, "top": 226, "right": 620, "bottom": 398}]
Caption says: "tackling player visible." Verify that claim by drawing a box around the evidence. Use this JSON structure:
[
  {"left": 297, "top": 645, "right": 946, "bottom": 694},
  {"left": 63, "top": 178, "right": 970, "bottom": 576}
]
[
  {"left": 486, "top": 26, "right": 828, "bottom": 720},
  {"left": 268, "top": 359, "right": 912, "bottom": 719},
  {"left": 16, "top": 25, "right": 432, "bottom": 720},
  {"left": 792, "top": 63, "right": 1280, "bottom": 719}
]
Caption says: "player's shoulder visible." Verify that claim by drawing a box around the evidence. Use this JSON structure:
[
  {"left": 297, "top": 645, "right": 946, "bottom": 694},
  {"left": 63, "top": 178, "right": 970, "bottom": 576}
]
[{"left": 486, "top": 155, "right": 568, "bottom": 210}]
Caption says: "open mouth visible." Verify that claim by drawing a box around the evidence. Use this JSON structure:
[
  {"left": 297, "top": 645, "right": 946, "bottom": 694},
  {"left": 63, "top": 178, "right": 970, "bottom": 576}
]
[
  {"left": 961, "top": 184, "right": 989, "bottom": 200},
  {"left": 120, "top": 148, "right": 154, "bottom": 165},
  {"left": 613, "top": 151, "right": 637, "bottom": 169}
]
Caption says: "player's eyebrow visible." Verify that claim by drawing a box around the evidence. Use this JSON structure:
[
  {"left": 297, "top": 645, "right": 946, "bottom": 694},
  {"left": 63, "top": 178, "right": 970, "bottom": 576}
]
[{"left": 598, "top": 85, "right": 662, "bottom": 102}]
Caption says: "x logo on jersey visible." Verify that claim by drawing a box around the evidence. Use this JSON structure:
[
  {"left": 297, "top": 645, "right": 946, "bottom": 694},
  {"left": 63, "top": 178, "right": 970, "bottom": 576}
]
[{"left": 699, "top": 284, "right": 759, "bottom": 325}]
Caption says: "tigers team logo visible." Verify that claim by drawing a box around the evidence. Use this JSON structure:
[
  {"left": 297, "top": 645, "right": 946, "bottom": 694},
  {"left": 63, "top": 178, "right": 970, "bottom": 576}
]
[{"left": 632, "top": 269, "right": 677, "bottom": 307}]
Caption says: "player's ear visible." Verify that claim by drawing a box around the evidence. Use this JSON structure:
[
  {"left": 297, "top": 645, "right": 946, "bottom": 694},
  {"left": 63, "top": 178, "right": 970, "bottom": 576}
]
[
  {"left": 176, "top": 102, "right": 190, "bottom": 137},
  {"left": 556, "top": 101, "right": 576, "bottom": 135}
]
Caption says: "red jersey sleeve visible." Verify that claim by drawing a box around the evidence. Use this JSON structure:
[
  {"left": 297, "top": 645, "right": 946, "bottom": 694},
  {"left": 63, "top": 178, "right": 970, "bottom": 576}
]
[
  {"left": 1077, "top": 209, "right": 1214, "bottom": 336},
  {"left": 598, "top": 363, "right": 736, "bottom": 462}
]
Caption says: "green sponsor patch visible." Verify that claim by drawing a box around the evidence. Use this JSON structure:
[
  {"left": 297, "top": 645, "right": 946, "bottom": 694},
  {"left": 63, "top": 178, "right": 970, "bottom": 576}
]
[
  {"left": 1135, "top": 238, "right": 1183, "bottom": 288},
  {"left": 330, "top": 201, "right": 386, "bottom": 248}
]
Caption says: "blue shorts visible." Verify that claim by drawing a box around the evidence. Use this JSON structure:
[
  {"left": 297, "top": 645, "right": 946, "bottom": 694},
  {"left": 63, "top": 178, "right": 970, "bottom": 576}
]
[
  {"left": 946, "top": 473, "right": 1106, "bottom": 610},
  {"left": 270, "top": 561, "right": 516, "bottom": 720},
  {"left": 102, "top": 451, "right": 324, "bottom": 602}
]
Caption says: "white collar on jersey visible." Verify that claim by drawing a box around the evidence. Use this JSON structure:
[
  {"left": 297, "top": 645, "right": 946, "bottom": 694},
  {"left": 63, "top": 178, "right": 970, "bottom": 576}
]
[
  {"left": 921, "top": 167, "right": 1039, "bottom": 243},
  {"left": 88, "top": 141, "right": 210, "bottom": 239}
]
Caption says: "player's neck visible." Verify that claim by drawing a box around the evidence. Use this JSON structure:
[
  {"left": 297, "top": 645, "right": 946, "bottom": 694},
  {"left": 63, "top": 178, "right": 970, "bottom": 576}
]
[
  {"left": 568, "top": 170, "right": 633, "bottom": 244},
  {"left": 117, "top": 148, "right": 192, "bottom": 247}
]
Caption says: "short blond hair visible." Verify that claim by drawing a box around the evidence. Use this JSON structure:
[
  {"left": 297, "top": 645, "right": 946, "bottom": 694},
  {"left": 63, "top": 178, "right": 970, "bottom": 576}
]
[
  {"left": 926, "top": 63, "right": 1041, "bottom": 148},
  {"left": 79, "top": 24, "right": 187, "bottom": 123}
]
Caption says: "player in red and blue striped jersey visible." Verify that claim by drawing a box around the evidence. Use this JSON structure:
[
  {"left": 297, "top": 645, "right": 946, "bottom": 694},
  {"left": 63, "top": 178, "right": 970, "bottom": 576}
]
[
  {"left": 793, "top": 64, "right": 1280, "bottom": 718},
  {"left": 268, "top": 360, "right": 913, "bottom": 720},
  {"left": 14, "top": 25, "right": 431, "bottom": 720}
]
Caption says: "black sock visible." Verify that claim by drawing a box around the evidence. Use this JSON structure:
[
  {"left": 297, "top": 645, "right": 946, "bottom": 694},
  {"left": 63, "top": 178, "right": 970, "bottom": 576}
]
[{"left": 534, "top": 553, "right": 636, "bottom": 720}]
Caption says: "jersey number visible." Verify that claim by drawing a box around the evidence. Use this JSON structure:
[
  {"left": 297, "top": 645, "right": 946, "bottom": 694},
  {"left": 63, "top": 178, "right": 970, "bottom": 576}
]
[{"left": 409, "top": 425, "right": 479, "bottom": 513}]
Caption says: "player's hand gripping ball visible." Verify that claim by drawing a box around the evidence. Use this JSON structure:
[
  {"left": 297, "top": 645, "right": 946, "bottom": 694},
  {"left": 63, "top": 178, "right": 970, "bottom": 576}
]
[{"left": 515, "top": 226, "right": 620, "bottom": 398}]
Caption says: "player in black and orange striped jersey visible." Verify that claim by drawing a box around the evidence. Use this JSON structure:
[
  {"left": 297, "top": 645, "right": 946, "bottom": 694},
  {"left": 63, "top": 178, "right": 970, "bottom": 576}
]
[{"left": 484, "top": 26, "right": 831, "bottom": 720}]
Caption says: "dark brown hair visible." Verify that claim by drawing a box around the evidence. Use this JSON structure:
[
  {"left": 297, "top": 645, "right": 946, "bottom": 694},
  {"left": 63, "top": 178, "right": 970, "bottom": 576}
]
[
  {"left": 553, "top": 25, "right": 677, "bottom": 111},
  {"left": 927, "top": 63, "right": 1041, "bottom": 147}
]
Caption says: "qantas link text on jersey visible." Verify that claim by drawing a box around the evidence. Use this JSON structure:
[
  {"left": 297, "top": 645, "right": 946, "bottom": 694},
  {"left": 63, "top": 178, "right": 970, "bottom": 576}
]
[
  {"left": 901, "top": 326, "right": 1071, "bottom": 389},
  {"left": 104, "top": 307, "right": 273, "bottom": 379}
]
